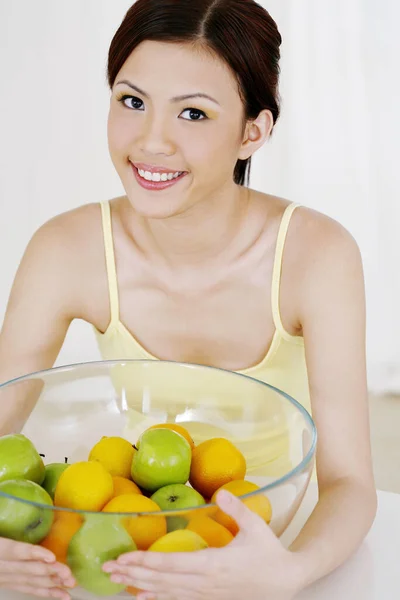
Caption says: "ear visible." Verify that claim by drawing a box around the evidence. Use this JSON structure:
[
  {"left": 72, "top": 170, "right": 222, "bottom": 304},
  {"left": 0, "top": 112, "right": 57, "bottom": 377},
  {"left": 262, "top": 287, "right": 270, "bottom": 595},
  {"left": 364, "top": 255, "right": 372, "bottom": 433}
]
[{"left": 238, "top": 109, "right": 274, "bottom": 160}]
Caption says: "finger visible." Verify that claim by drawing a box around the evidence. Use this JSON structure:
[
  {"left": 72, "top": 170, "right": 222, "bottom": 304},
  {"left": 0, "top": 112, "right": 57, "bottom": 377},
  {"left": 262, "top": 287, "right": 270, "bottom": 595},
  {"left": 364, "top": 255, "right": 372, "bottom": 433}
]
[
  {"left": 109, "top": 567, "right": 203, "bottom": 591},
  {"left": 0, "top": 559, "right": 70, "bottom": 579},
  {"left": 0, "top": 573, "right": 65, "bottom": 588},
  {"left": 0, "top": 560, "right": 75, "bottom": 589},
  {"left": 216, "top": 490, "right": 271, "bottom": 534},
  {"left": 114, "top": 547, "right": 214, "bottom": 574},
  {"left": 108, "top": 564, "right": 159, "bottom": 581},
  {"left": 111, "top": 573, "right": 160, "bottom": 592},
  {"left": 0, "top": 539, "right": 55, "bottom": 563}
]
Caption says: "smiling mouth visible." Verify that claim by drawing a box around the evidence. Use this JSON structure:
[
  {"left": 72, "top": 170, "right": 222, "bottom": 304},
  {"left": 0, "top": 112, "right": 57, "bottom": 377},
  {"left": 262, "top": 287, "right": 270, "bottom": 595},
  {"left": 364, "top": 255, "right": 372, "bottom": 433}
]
[
  {"left": 131, "top": 163, "right": 188, "bottom": 190},
  {"left": 136, "top": 167, "right": 185, "bottom": 182}
]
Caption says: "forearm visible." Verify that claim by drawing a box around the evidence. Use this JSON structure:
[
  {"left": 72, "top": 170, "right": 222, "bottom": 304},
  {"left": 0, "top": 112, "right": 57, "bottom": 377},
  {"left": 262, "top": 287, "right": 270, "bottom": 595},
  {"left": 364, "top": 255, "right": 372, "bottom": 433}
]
[
  {"left": 289, "top": 478, "right": 377, "bottom": 591},
  {"left": 0, "top": 370, "right": 44, "bottom": 435},
  {"left": 0, "top": 344, "right": 60, "bottom": 435}
]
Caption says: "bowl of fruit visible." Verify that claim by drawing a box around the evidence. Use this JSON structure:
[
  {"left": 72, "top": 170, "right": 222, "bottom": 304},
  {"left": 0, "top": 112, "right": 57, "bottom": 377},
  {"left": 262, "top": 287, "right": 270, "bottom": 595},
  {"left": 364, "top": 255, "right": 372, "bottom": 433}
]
[{"left": 0, "top": 359, "right": 316, "bottom": 599}]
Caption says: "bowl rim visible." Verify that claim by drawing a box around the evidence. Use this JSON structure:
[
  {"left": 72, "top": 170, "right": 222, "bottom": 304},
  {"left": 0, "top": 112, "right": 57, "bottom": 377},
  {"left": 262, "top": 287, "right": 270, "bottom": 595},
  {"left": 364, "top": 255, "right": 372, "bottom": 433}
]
[{"left": 0, "top": 359, "right": 317, "bottom": 516}]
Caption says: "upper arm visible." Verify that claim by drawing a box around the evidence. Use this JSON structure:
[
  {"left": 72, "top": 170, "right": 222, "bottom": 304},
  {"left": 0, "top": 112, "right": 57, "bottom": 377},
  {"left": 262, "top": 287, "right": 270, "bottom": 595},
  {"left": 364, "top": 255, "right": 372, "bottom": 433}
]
[
  {"left": 0, "top": 216, "right": 85, "bottom": 433},
  {"left": 0, "top": 216, "right": 81, "bottom": 383},
  {"left": 0, "top": 203, "right": 108, "bottom": 434},
  {"left": 297, "top": 214, "right": 374, "bottom": 491}
]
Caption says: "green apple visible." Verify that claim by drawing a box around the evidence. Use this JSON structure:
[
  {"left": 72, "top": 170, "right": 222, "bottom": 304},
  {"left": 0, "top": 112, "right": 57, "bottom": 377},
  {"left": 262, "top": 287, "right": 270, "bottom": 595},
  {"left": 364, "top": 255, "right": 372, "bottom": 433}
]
[
  {"left": 67, "top": 513, "right": 136, "bottom": 596},
  {"left": 131, "top": 429, "right": 192, "bottom": 493},
  {"left": 0, "top": 479, "right": 54, "bottom": 543},
  {"left": 151, "top": 483, "right": 206, "bottom": 532},
  {"left": 0, "top": 434, "right": 45, "bottom": 484},
  {"left": 42, "top": 463, "right": 69, "bottom": 500}
]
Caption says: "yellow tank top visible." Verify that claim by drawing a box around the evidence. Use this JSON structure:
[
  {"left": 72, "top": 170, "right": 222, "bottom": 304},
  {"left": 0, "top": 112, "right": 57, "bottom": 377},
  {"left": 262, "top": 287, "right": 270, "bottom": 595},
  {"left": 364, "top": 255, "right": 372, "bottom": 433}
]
[{"left": 94, "top": 200, "right": 312, "bottom": 477}]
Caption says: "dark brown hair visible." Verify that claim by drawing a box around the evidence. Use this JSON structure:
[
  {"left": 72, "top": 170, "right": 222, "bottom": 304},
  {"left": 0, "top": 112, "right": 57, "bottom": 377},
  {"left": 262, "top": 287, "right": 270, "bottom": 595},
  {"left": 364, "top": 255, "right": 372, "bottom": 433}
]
[{"left": 107, "top": 0, "right": 282, "bottom": 186}]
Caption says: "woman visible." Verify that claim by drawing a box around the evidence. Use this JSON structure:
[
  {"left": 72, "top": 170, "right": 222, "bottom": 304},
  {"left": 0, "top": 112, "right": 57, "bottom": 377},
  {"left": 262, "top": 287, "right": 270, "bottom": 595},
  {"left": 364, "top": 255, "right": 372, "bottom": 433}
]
[{"left": 0, "top": 1, "right": 376, "bottom": 599}]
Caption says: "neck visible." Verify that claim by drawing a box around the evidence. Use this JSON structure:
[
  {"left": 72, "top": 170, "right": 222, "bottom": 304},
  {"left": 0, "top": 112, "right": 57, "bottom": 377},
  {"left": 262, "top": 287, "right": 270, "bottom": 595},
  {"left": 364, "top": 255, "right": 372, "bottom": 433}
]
[{"left": 130, "top": 184, "right": 250, "bottom": 268}]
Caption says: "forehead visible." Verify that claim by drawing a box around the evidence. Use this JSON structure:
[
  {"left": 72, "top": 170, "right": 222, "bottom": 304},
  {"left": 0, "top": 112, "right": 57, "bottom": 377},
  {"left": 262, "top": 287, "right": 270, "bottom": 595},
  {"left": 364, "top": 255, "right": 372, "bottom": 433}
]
[{"left": 116, "top": 40, "right": 241, "bottom": 102}]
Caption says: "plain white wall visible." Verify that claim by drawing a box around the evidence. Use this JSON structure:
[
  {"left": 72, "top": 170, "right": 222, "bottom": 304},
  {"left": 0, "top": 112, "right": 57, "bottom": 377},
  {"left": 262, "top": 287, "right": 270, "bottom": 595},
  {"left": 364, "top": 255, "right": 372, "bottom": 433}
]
[{"left": 0, "top": 1, "right": 399, "bottom": 389}]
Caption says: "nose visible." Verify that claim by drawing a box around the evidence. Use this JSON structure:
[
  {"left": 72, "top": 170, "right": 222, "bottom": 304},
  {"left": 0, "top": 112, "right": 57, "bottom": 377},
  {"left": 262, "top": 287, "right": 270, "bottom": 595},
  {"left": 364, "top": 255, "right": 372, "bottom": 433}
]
[{"left": 138, "top": 113, "right": 176, "bottom": 157}]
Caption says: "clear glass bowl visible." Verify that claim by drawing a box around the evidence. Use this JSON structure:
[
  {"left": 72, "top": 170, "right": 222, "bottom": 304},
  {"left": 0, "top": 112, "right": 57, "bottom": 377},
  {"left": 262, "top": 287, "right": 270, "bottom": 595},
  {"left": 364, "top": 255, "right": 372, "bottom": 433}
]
[{"left": 0, "top": 360, "right": 316, "bottom": 599}]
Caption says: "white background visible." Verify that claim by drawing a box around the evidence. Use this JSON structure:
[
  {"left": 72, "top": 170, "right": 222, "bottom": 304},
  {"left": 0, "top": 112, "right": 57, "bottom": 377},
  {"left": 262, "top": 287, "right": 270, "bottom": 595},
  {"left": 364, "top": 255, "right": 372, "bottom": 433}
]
[{"left": 0, "top": 0, "right": 399, "bottom": 393}]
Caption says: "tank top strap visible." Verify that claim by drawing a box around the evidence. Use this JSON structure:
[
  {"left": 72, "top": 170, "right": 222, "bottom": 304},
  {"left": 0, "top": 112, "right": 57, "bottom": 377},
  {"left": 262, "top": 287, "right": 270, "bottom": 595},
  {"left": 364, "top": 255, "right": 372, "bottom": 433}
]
[
  {"left": 271, "top": 203, "right": 301, "bottom": 337},
  {"left": 99, "top": 200, "right": 120, "bottom": 324}
]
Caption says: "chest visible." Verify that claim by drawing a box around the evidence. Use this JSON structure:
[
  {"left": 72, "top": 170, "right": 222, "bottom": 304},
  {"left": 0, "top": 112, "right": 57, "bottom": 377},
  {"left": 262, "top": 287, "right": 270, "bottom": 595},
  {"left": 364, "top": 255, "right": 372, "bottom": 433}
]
[{"left": 116, "top": 266, "right": 276, "bottom": 370}]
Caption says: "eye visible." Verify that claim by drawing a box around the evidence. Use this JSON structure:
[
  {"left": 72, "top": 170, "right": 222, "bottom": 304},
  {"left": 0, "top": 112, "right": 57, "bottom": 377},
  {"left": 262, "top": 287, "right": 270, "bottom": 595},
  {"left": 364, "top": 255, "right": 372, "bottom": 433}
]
[
  {"left": 116, "top": 95, "right": 207, "bottom": 121},
  {"left": 118, "top": 95, "right": 144, "bottom": 110},
  {"left": 180, "top": 108, "right": 207, "bottom": 121}
]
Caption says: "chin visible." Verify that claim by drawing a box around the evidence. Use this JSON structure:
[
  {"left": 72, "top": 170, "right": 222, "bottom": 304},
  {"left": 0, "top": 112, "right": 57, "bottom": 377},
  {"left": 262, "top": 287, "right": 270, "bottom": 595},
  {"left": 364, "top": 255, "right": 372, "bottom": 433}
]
[
  {"left": 120, "top": 168, "right": 193, "bottom": 219},
  {"left": 125, "top": 191, "right": 190, "bottom": 220}
]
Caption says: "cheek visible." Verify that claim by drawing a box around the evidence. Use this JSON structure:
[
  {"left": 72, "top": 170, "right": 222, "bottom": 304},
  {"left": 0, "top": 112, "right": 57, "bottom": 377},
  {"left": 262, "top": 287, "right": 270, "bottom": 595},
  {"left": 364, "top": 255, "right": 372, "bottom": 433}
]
[
  {"left": 107, "top": 112, "right": 137, "bottom": 155},
  {"left": 188, "top": 125, "right": 241, "bottom": 173}
]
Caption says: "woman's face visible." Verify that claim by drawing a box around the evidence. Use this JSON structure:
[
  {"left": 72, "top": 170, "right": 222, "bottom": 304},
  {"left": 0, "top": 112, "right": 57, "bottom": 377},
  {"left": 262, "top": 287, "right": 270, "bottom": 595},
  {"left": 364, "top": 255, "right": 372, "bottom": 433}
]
[{"left": 108, "top": 40, "right": 248, "bottom": 219}]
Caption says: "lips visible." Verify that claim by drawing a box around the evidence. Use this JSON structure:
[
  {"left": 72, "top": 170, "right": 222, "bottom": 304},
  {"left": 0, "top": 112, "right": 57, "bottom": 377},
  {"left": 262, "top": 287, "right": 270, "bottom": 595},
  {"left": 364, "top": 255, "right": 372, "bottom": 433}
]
[
  {"left": 132, "top": 161, "right": 186, "bottom": 175},
  {"left": 131, "top": 162, "right": 188, "bottom": 191}
]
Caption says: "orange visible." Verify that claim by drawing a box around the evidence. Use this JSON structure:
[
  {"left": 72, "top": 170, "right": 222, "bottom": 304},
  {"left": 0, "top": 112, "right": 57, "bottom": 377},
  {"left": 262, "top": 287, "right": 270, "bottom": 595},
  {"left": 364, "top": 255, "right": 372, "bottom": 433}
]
[
  {"left": 189, "top": 438, "right": 246, "bottom": 499},
  {"left": 146, "top": 423, "right": 195, "bottom": 450},
  {"left": 211, "top": 480, "right": 272, "bottom": 535},
  {"left": 126, "top": 586, "right": 144, "bottom": 596},
  {"left": 112, "top": 476, "right": 142, "bottom": 498},
  {"left": 186, "top": 515, "right": 233, "bottom": 548},
  {"left": 103, "top": 494, "right": 167, "bottom": 550},
  {"left": 40, "top": 511, "right": 82, "bottom": 564},
  {"left": 88, "top": 436, "right": 135, "bottom": 479},
  {"left": 54, "top": 461, "right": 114, "bottom": 512}
]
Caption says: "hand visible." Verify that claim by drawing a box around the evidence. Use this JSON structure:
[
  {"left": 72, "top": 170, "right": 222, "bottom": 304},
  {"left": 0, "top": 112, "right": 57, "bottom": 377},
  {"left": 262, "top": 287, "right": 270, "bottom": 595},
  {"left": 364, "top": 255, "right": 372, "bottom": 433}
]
[
  {"left": 0, "top": 537, "right": 76, "bottom": 599},
  {"left": 103, "top": 490, "right": 303, "bottom": 600}
]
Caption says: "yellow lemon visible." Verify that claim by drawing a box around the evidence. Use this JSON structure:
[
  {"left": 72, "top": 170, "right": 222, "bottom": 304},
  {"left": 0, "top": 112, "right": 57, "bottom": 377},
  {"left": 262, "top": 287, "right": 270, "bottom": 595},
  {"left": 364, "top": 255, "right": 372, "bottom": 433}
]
[
  {"left": 54, "top": 461, "right": 114, "bottom": 511},
  {"left": 88, "top": 436, "right": 135, "bottom": 479},
  {"left": 148, "top": 530, "right": 208, "bottom": 552}
]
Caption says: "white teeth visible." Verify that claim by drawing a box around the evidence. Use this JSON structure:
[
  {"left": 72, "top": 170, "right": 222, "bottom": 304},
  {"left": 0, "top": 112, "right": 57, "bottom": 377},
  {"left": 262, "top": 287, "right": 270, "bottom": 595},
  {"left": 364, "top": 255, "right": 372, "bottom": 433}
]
[{"left": 137, "top": 168, "right": 183, "bottom": 183}]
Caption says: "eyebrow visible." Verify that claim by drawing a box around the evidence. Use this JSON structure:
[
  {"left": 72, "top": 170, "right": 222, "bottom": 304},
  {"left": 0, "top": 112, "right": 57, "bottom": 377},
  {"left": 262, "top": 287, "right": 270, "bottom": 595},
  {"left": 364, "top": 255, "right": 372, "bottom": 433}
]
[{"left": 115, "top": 80, "right": 221, "bottom": 106}]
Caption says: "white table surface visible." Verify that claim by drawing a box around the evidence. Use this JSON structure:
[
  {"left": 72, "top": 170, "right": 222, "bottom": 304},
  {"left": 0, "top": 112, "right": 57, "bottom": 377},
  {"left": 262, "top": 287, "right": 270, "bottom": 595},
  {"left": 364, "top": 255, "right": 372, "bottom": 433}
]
[
  {"left": 287, "top": 485, "right": 400, "bottom": 600},
  {"left": 1, "top": 485, "right": 399, "bottom": 600}
]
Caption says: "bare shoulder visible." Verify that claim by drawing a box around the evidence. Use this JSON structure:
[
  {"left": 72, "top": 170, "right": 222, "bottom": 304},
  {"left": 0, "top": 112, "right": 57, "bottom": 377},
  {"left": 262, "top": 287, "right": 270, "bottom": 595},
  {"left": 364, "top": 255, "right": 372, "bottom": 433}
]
[
  {"left": 250, "top": 190, "right": 361, "bottom": 265},
  {"left": 31, "top": 202, "right": 102, "bottom": 256},
  {"left": 287, "top": 205, "right": 363, "bottom": 279},
  {"left": 285, "top": 205, "right": 365, "bottom": 329},
  {"left": 0, "top": 202, "right": 109, "bottom": 382},
  {"left": 13, "top": 201, "right": 109, "bottom": 325},
  {"left": 251, "top": 191, "right": 364, "bottom": 334},
  {"left": 292, "top": 205, "right": 359, "bottom": 251},
  {"left": 25, "top": 201, "right": 107, "bottom": 289}
]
